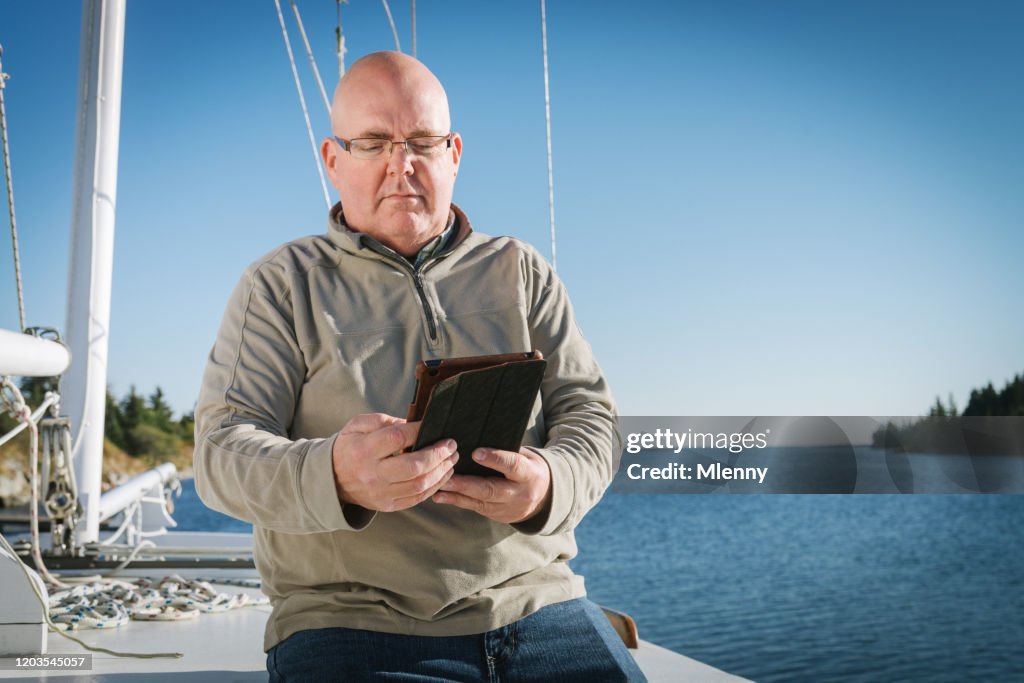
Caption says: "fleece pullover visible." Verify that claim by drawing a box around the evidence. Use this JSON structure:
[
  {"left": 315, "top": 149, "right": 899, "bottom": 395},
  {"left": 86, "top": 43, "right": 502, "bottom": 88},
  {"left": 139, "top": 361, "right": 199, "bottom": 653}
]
[{"left": 193, "top": 203, "right": 621, "bottom": 650}]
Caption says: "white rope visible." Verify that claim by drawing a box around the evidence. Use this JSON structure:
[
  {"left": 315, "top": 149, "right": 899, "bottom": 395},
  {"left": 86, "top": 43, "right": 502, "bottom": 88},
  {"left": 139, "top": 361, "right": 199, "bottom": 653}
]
[
  {"left": 0, "top": 536, "right": 262, "bottom": 657},
  {"left": 106, "top": 540, "right": 155, "bottom": 574},
  {"left": 49, "top": 579, "right": 134, "bottom": 629},
  {"left": 97, "top": 499, "right": 140, "bottom": 547},
  {"left": 0, "top": 531, "right": 183, "bottom": 658},
  {"left": 289, "top": 0, "right": 331, "bottom": 116},
  {"left": 540, "top": 0, "right": 557, "bottom": 271},
  {"left": 411, "top": 0, "right": 417, "bottom": 57},
  {"left": 40, "top": 415, "right": 79, "bottom": 555},
  {"left": 47, "top": 575, "right": 268, "bottom": 629},
  {"left": 134, "top": 493, "right": 177, "bottom": 535},
  {"left": 273, "top": 0, "right": 332, "bottom": 210},
  {"left": 132, "top": 575, "right": 267, "bottom": 619},
  {"left": 0, "top": 44, "right": 27, "bottom": 330},
  {"left": 1, "top": 379, "right": 66, "bottom": 588},
  {"left": 380, "top": 0, "right": 402, "bottom": 52},
  {"left": 0, "top": 534, "right": 264, "bottom": 654},
  {"left": 86, "top": 543, "right": 253, "bottom": 559},
  {"left": 0, "top": 390, "right": 58, "bottom": 448},
  {"left": 197, "top": 576, "right": 263, "bottom": 589}
]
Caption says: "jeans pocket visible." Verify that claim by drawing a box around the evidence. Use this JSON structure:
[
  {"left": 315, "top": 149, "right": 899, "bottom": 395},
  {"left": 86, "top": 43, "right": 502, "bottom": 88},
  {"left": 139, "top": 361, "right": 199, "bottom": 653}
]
[{"left": 266, "top": 644, "right": 281, "bottom": 681}]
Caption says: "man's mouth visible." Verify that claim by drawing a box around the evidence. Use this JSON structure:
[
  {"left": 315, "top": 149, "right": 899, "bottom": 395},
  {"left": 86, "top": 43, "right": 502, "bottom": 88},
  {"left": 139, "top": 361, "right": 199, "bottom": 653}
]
[{"left": 383, "top": 194, "right": 422, "bottom": 204}]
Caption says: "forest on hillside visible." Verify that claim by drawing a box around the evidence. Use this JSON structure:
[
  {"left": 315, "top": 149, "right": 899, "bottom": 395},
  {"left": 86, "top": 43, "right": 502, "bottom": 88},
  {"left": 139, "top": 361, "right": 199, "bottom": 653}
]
[
  {"left": 872, "top": 371, "right": 1024, "bottom": 452},
  {"left": 1, "top": 376, "right": 194, "bottom": 461}
]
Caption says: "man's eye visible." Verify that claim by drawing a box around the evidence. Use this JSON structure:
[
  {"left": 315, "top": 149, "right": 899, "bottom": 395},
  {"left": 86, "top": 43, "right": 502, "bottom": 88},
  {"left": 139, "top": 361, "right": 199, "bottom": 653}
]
[
  {"left": 408, "top": 141, "right": 436, "bottom": 153},
  {"left": 356, "top": 141, "right": 387, "bottom": 154}
]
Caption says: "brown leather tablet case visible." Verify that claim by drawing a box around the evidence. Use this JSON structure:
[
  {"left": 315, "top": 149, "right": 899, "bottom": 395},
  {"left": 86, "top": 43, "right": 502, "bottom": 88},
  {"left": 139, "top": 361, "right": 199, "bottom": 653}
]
[{"left": 407, "top": 351, "right": 546, "bottom": 477}]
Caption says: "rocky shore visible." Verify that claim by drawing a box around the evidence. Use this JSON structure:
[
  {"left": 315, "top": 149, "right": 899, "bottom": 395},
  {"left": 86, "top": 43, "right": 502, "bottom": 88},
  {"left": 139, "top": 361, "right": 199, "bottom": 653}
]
[{"left": 0, "top": 436, "right": 192, "bottom": 508}]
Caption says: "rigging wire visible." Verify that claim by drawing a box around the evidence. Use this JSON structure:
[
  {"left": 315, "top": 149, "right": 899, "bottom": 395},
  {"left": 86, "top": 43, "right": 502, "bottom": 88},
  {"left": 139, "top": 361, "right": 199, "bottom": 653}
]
[
  {"left": 0, "top": 45, "right": 27, "bottom": 331},
  {"left": 289, "top": 0, "right": 331, "bottom": 116},
  {"left": 539, "top": 0, "right": 557, "bottom": 271},
  {"left": 273, "top": 0, "right": 332, "bottom": 209},
  {"left": 411, "top": 0, "right": 417, "bottom": 57},
  {"left": 380, "top": 0, "right": 402, "bottom": 52},
  {"left": 336, "top": 0, "right": 348, "bottom": 77}
]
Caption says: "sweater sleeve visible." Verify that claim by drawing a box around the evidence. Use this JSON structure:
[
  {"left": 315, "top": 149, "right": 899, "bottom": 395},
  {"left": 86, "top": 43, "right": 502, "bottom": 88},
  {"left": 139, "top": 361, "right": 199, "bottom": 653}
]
[
  {"left": 513, "top": 250, "right": 622, "bottom": 536},
  {"left": 193, "top": 263, "right": 375, "bottom": 534}
]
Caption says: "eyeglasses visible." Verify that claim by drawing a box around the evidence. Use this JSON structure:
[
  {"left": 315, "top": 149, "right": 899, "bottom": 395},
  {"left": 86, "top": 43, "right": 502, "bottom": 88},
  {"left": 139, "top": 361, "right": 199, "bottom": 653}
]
[{"left": 333, "top": 134, "right": 453, "bottom": 160}]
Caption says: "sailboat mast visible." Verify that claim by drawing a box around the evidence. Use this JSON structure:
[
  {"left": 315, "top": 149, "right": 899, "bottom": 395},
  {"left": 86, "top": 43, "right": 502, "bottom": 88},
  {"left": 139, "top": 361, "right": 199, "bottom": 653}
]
[{"left": 64, "top": 0, "right": 127, "bottom": 545}]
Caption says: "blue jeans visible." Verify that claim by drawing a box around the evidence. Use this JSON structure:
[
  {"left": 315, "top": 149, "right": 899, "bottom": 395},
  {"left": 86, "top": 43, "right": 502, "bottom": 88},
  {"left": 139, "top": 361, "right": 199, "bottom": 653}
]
[{"left": 266, "top": 598, "right": 647, "bottom": 682}]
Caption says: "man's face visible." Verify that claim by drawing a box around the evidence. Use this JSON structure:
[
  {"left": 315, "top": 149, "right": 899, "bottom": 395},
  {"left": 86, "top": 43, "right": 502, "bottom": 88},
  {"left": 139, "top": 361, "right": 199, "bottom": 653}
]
[{"left": 323, "top": 67, "right": 462, "bottom": 257}]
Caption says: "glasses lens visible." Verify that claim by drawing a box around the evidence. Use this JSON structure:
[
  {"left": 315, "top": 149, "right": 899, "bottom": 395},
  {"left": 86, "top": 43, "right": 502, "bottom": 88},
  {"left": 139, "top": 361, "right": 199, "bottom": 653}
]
[
  {"left": 406, "top": 136, "right": 449, "bottom": 156},
  {"left": 350, "top": 139, "right": 390, "bottom": 159},
  {"left": 346, "top": 135, "right": 450, "bottom": 159}
]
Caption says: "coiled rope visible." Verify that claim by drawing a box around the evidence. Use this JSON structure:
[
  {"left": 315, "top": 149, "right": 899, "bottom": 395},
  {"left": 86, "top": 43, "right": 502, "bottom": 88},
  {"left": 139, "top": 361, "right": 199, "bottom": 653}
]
[
  {"left": 1, "top": 516, "right": 266, "bottom": 660},
  {"left": 48, "top": 575, "right": 268, "bottom": 630}
]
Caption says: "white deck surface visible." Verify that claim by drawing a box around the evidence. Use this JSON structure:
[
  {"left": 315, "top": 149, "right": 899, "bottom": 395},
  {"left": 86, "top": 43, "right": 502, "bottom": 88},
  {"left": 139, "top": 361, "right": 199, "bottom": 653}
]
[
  {"left": 0, "top": 585, "right": 749, "bottom": 682},
  {"left": 632, "top": 641, "right": 751, "bottom": 683}
]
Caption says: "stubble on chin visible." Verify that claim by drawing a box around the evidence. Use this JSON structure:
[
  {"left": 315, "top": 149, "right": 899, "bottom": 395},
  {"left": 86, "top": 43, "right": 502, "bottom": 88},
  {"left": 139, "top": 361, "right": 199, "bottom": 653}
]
[{"left": 374, "top": 211, "right": 444, "bottom": 257}]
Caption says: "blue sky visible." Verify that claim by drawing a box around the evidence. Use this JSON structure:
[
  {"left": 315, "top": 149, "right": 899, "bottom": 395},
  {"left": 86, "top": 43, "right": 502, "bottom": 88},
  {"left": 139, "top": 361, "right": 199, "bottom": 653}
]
[{"left": 1, "top": 0, "right": 1022, "bottom": 418}]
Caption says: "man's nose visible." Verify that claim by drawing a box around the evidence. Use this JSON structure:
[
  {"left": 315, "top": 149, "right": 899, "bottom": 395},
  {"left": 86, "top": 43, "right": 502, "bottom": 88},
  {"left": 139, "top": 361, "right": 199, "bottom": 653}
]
[{"left": 386, "top": 143, "right": 414, "bottom": 176}]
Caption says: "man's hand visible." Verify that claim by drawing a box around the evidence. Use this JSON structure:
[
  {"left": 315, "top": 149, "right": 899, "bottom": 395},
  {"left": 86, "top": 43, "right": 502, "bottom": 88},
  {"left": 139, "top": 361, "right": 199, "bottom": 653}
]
[
  {"left": 432, "top": 447, "right": 552, "bottom": 524},
  {"left": 331, "top": 413, "right": 458, "bottom": 512}
]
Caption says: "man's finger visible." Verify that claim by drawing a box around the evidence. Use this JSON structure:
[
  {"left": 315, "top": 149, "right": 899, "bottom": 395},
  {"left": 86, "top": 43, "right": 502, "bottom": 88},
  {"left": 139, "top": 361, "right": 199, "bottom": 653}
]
[
  {"left": 341, "top": 413, "right": 406, "bottom": 435},
  {"left": 431, "top": 490, "right": 488, "bottom": 515},
  {"left": 470, "top": 448, "right": 527, "bottom": 480},
  {"left": 380, "top": 440, "right": 458, "bottom": 484},
  {"left": 439, "top": 474, "right": 516, "bottom": 502},
  {"left": 361, "top": 421, "right": 421, "bottom": 457},
  {"left": 391, "top": 458, "right": 457, "bottom": 508}
]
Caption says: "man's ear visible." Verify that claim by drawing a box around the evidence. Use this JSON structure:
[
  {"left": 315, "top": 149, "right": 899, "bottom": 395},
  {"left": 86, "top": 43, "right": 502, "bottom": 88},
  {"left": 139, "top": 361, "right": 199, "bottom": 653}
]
[
  {"left": 321, "top": 138, "right": 338, "bottom": 185},
  {"left": 450, "top": 133, "right": 463, "bottom": 177}
]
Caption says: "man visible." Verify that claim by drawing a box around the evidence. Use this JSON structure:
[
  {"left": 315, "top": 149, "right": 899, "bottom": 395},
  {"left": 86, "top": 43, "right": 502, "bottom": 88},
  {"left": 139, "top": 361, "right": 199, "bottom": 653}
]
[{"left": 194, "top": 51, "right": 644, "bottom": 682}]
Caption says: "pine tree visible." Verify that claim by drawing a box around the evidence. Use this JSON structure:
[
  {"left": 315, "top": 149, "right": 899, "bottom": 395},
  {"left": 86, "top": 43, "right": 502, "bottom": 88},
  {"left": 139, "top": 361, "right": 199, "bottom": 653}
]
[
  {"left": 120, "top": 386, "right": 146, "bottom": 455},
  {"left": 178, "top": 410, "right": 196, "bottom": 443},
  {"left": 148, "top": 387, "right": 174, "bottom": 431},
  {"left": 104, "top": 388, "right": 126, "bottom": 449}
]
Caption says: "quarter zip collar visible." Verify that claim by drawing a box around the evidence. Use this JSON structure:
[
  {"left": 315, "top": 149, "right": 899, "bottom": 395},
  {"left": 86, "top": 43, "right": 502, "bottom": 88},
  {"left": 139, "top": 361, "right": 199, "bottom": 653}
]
[
  {"left": 326, "top": 202, "right": 474, "bottom": 268},
  {"left": 325, "top": 203, "right": 476, "bottom": 344}
]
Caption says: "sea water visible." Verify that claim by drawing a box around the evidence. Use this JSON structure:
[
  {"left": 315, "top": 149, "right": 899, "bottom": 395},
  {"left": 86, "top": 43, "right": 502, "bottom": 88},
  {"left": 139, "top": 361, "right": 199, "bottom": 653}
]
[{"left": 171, "top": 480, "right": 1024, "bottom": 681}]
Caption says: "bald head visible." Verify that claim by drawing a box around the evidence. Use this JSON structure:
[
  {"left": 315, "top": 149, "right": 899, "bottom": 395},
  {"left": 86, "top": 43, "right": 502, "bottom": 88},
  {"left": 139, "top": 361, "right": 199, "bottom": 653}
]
[
  {"left": 320, "top": 51, "right": 462, "bottom": 257},
  {"left": 331, "top": 52, "right": 451, "bottom": 134}
]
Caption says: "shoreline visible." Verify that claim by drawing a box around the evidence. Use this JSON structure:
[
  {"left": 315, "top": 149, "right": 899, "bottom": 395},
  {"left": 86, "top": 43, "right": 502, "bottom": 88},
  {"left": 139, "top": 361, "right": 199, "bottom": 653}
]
[{"left": 0, "top": 443, "right": 193, "bottom": 507}]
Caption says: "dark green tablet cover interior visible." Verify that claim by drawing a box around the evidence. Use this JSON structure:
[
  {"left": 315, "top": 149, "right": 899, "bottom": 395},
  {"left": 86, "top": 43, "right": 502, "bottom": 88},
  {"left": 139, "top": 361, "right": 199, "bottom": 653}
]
[{"left": 413, "top": 359, "right": 547, "bottom": 477}]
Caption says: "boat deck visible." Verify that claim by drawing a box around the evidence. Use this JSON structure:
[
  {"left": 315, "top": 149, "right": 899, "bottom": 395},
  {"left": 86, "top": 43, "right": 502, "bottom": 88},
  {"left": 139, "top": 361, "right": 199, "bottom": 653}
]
[
  {"left": 0, "top": 529, "right": 747, "bottom": 681},
  {"left": 0, "top": 585, "right": 747, "bottom": 682}
]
